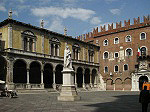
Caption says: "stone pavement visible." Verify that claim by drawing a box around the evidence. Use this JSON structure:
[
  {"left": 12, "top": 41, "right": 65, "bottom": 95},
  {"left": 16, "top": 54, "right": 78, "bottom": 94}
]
[{"left": 0, "top": 91, "right": 149, "bottom": 112}]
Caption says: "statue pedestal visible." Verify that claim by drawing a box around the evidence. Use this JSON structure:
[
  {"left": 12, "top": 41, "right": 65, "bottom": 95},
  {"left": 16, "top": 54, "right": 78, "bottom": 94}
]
[{"left": 57, "top": 68, "right": 80, "bottom": 101}]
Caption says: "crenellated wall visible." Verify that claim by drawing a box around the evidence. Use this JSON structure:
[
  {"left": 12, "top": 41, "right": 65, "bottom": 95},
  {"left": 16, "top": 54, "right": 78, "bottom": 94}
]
[{"left": 76, "top": 15, "right": 150, "bottom": 42}]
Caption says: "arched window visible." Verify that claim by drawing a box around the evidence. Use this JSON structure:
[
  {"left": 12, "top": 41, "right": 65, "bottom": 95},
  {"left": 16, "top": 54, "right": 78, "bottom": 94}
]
[
  {"left": 72, "top": 44, "right": 80, "bottom": 60},
  {"left": 126, "top": 48, "right": 133, "bottom": 56},
  {"left": 22, "top": 30, "right": 36, "bottom": 52},
  {"left": 124, "top": 64, "right": 128, "bottom": 71},
  {"left": 49, "top": 37, "right": 60, "bottom": 56},
  {"left": 114, "top": 65, "right": 119, "bottom": 72},
  {"left": 103, "top": 51, "right": 109, "bottom": 59},
  {"left": 104, "top": 66, "right": 108, "bottom": 73},
  {"left": 141, "top": 47, "right": 147, "bottom": 56},
  {"left": 103, "top": 39, "right": 108, "bottom": 46},
  {"left": 88, "top": 46, "right": 94, "bottom": 62},
  {"left": 125, "top": 35, "right": 132, "bottom": 42},
  {"left": 140, "top": 32, "right": 146, "bottom": 40},
  {"left": 114, "top": 37, "right": 119, "bottom": 44}
]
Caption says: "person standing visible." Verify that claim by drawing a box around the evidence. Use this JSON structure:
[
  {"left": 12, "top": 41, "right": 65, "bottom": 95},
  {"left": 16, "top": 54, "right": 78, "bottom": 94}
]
[{"left": 139, "top": 86, "right": 150, "bottom": 112}]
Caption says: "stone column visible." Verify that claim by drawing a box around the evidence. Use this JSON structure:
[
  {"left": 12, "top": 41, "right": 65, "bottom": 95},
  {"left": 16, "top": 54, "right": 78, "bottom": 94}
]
[
  {"left": 57, "top": 45, "right": 60, "bottom": 56},
  {"left": 27, "top": 68, "right": 30, "bottom": 84},
  {"left": 33, "top": 39, "right": 36, "bottom": 52},
  {"left": 41, "top": 69, "right": 44, "bottom": 84},
  {"left": 53, "top": 70, "right": 56, "bottom": 90},
  {"left": 90, "top": 73, "right": 93, "bottom": 88},
  {"left": 53, "top": 44, "right": 55, "bottom": 56},
  {"left": 27, "top": 38, "right": 29, "bottom": 51},
  {"left": 8, "top": 24, "right": 12, "bottom": 48},
  {"left": 74, "top": 72, "right": 77, "bottom": 87},
  {"left": 49, "top": 43, "right": 51, "bottom": 55},
  {"left": 6, "top": 57, "right": 14, "bottom": 89},
  {"left": 82, "top": 73, "right": 85, "bottom": 89}
]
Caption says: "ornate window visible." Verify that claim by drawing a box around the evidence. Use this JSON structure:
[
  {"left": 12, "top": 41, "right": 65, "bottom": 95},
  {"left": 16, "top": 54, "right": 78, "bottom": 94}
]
[
  {"left": 114, "top": 65, "right": 119, "bottom": 72},
  {"left": 88, "top": 46, "right": 94, "bottom": 62},
  {"left": 103, "top": 39, "right": 108, "bottom": 46},
  {"left": 103, "top": 51, "right": 109, "bottom": 59},
  {"left": 141, "top": 47, "right": 147, "bottom": 56},
  {"left": 126, "top": 48, "right": 133, "bottom": 56},
  {"left": 21, "top": 30, "right": 36, "bottom": 52},
  {"left": 125, "top": 35, "right": 132, "bottom": 42},
  {"left": 124, "top": 64, "right": 128, "bottom": 71},
  {"left": 140, "top": 32, "right": 146, "bottom": 40},
  {"left": 104, "top": 66, "right": 108, "bottom": 73},
  {"left": 114, "top": 37, "right": 119, "bottom": 44},
  {"left": 72, "top": 44, "right": 80, "bottom": 60},
  {"left": 49, "top": 37, "right": 60, "bottom": 56}
]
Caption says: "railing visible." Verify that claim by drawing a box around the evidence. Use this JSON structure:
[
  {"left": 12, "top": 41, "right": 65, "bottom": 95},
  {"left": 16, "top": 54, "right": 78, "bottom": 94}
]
[{"left": 4, "top": 48, "right": 99, "bottom": 66}]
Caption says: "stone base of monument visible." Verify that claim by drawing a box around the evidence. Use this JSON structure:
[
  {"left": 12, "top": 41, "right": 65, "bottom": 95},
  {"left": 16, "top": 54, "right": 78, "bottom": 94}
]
[
  {"left": 57, "top": 85, "right": 80, "bottom": 101},
  {"left": 57, "top": 68, "right": 80, "bottom": 101}
]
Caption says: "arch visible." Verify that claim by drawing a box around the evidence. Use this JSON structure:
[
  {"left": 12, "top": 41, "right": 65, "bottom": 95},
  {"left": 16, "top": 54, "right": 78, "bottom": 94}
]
[
  {"left": 140, "top": 32, "right": 146, "bottom": 40},
  {"left": 103, "top": 39, "right": 108, "bottom": 46},
  {"left": 139, "top": 76, "right": 148, "bottom": 90},
  {"left": 114, "top": 37, "right": 119, "bottom": 44},
  {"left": 0, "top": 56, "right": 7, "bottom": 81},
  {"left": 106, "top": 79, "right": 114, "bottom": 90},
  {"left": 103, "top": 51, "right": 109, "bottom": 59},
  {"left": 140, "top": 46, "right": 147, "bottom": 56},
  {"left": 115, "top": 78, "right": 123, "bottom": 90},
  {"left": 125, "top": 35, "right": 132, "bottom": 42},
  {"left": 43, "top": 63, "right": 53, "bottom": 88},
  {"left": 76, "top": 67, "right": 83, "bottom": 87},
  {"left": 13, "top": 59, "right": 27, "bottom": 83},
  {"left": 124, "top": 78, "right": 132, "bottom": 90},
  {"left": 92, "top": 69, "right": 97, "bottom": 84},
  {"left": 125, "top": 48, "right": 133, "bottom": 56},
  {"left": 84, "top": 68, "right": 90, "bottom": 84},
  {"left": 55, "top": 64, "right": 63, "bottom": 84},
  {"left": 29, "top": 61, "right": 41, "bottom": 84}
]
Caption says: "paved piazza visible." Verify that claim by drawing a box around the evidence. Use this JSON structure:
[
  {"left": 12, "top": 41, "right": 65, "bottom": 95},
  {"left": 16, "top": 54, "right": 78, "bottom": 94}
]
[{"left": 0, "top": 91, "right": 149, "bottom": 112}]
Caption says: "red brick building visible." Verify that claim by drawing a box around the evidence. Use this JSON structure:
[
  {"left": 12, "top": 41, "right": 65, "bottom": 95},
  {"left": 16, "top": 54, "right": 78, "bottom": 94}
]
[{"left": 77, "top": 15, "right": 150, "bottom": 91}]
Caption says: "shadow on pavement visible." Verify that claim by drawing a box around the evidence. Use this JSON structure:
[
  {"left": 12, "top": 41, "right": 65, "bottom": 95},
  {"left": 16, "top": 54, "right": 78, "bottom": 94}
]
[{"left": 85, "top": 95, "right": 150, "bottom": 112}]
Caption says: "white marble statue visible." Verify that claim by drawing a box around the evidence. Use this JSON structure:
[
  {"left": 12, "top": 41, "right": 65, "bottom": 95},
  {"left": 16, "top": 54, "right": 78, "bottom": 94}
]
[{"left": 64, "top": 45, "right": 72, "bottom": 69}]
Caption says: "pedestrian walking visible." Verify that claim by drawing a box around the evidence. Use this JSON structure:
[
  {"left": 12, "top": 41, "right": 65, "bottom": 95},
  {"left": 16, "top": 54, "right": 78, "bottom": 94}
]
[{"left": 139, "top": 86, "right": 150, "bottom": 112}]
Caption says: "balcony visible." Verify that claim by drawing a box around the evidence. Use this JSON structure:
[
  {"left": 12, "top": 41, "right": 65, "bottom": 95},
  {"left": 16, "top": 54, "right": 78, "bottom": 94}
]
[{"left": 3, "top": 48, "right": 99, "bottom": 67}]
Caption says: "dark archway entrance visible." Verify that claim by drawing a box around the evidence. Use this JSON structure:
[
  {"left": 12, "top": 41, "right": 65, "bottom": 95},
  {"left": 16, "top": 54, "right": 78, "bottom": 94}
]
[
  {"left": 84, "top": 68, "right": 90, "bottom": 84},
  {"left": 0, "top": 56, "right": 7, "bottom": 81},
  {"left": 77, "top": 67, "right": 83, "bottom": 87},
  {"left": 13, "top": 60, "right": 27, "bottom": 83},
  {"left": 55, "top": 64, "right": 63, "bottom": 84},
  {"left": 139, "top": 76, "right": 148, "bottom": 90},
  {"left": 43, "top": 63, "right": 53, "bottom": 88},
  {"left": 29, "top": 61, "right": 41, "bottom": 84},
  {"left": 92, "top": 69, "right": 97, "bottom": 85}
]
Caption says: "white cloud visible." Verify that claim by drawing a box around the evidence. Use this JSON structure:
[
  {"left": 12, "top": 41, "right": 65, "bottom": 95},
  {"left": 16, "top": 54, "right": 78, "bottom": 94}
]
[
  {"left": 0, "top": 5, "right": 6, "bottom": 12},
  {"left": 110, "top": 9, "right": 121, "bottom": 15},
  {"left": 90, "top": 17, "right": 101, "bottom": 25},
  {"left": 31, "top": 7, "right": 95, "bottom": 21},
  {"left": 105, "top": 0, "right": 118, "bottom": 2},
  {"left": 48, "top": 17, "right": 64, "bottom": 33}
]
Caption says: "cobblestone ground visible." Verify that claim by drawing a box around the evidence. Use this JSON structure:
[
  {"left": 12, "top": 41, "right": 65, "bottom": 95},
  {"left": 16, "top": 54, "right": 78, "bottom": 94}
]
[{"left": 0, "top": 91, "right": 149, "bottom": 112}]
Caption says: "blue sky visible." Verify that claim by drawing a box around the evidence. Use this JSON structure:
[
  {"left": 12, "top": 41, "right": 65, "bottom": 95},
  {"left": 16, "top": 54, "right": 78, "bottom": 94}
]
[{"left": 0, "top": 0, "right": 150, "bottom": 37}]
